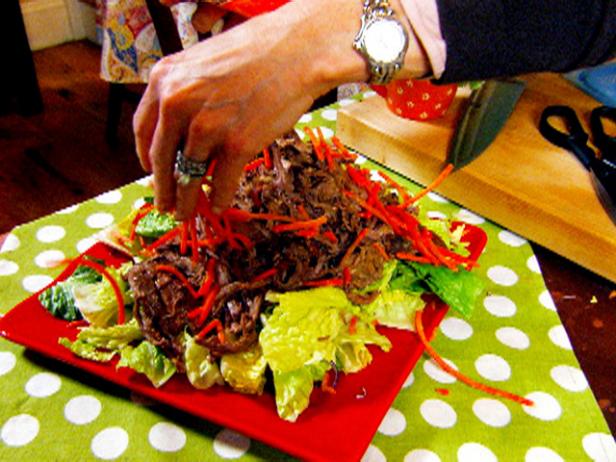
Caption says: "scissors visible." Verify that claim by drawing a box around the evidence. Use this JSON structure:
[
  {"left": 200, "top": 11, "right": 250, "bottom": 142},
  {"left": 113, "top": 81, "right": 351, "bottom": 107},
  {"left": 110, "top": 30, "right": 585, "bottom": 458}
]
[{"left": 539, "top": 105, "right": 616, "bottom": 225}]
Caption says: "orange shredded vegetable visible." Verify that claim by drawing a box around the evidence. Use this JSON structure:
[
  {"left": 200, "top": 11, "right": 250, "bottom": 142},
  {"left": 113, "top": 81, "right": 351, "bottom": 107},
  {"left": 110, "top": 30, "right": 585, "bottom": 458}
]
[
  {"left": 415, "top": 309, "right": 534, "bottom": 406},
  {"left": 272, "top": 215, "right": 327, "bottom": 233},
  {"left": 407, "top": 163, "right": 454, "bottom": 204}
]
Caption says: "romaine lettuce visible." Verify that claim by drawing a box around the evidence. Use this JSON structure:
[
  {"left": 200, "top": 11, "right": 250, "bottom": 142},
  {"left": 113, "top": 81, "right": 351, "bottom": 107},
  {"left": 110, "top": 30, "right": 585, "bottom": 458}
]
[
  {"left": 184, "top": 334, "right": 224, "bottom": 390},
  {"left": 117, "top": 341, "right": 176, "bottom": 388},
  {"left": 220, "top": 344, "right": 267, "bottom": 394},
  {"left": 135, "top": 210, "right": 177, "bottom": 238}
]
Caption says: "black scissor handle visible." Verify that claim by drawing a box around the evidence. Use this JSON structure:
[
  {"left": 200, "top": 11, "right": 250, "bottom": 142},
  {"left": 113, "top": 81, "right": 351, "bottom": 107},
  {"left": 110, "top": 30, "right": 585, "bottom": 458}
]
[
  {"left": 539, "top": 105, "right": 593, "bottom": 168},
  {"left": 590, "top": 106, "right": 616, "bottom": 160}
]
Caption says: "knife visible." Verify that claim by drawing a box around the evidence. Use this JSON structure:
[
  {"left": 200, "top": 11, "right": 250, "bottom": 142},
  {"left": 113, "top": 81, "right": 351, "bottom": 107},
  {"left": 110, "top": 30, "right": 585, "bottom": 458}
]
[{"left": 448, "top": 79, "right": 526, "bottom": 169}]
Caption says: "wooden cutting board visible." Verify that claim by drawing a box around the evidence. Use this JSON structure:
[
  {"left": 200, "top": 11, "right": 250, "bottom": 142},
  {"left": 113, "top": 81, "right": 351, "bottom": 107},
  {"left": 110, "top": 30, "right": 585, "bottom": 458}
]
[{"left": 336, "top": 73, "right": 616, "bottom": 283}]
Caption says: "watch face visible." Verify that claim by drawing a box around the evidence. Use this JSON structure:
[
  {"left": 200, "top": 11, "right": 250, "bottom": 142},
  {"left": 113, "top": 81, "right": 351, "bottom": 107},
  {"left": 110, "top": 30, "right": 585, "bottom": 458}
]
[{"left": 363, "top": 19, "right": 406, "bottom": 63}]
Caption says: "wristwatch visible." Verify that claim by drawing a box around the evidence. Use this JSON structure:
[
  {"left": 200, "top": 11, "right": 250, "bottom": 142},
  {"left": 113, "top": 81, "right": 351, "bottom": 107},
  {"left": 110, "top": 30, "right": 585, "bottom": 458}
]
[{"left": 353, "top": 0, "right": 409, "bottom": 85}]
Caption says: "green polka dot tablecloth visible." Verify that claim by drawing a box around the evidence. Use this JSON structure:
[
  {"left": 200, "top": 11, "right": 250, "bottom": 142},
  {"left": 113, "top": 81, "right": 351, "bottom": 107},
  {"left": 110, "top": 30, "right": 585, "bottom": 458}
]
[{"left": 1, "top": 95, "right": 615, "bottom": 462}]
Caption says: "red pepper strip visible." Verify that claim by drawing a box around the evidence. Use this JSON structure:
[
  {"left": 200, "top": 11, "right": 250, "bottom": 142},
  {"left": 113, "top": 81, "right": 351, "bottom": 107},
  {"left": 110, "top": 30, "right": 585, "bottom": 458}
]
[
  {"left": 343, "top": 191, "right": 394, "bottom": 228},
  {"left": 230, "top": 232, "right": 254, "bottom": 249},
  {"left": 189, "top": 285, "right": 219, "bottom": 327},
  {"left": 180, "top": 221, "right": 189, "bottom": 255},
  {"left": 323, "top": 230, "right": 338, "bottom": 243},
  {"left": 315, "top": 127, "right": 335, "bottom": 171},
  {"left": 406, "top": 163, "right": 454, "bottom": 205},
  {"left": 415, "top": 309, "right": 534, "bottom": 407},
  {"left": 195, "top": 318, "right": 222, "bottom": 340},
  {"left": 304, "top": 277, "right": 344, "bottom": 287},
  {"left": 331, "top": 136, "right": 357, "bottom": 160},
  {"left": 321, "top": 370, "right": 336, "bottom": 394},
  {"left": 372, "top": 242, "right": 391, "bottom": 260},
  {"left": 196, "top": 192, "right": 225, "bottom": 237},
  {"left": 155, "top": 264, "right": 199, "bottom": 299},
  {"left": 244, "top": 158, "right": 264, "bottom": 172},
  {"left": 396, "top": 252, "right": 433, "bottom": 264},
  {"left": 342, "top": 267, "right": 352, "bottom": 287},
  {"left": 262, "top": 147, "right": 273, "bottom": 169},
  {"left": 378, "top": 171, "right": 411, "bottom": 204},
  {"left": 340, "top": 228, "right": 368, "bottom": 268},
  {"left": 77, "top": 259, "right": 126, "bottom": 325},
  {"left": 205, "top": 158, "right": 218, "bottom": 178},
  {"left": 296, "top": 204, "right": 309, "bottom": 220},
  {"left": 129, "top": 204, "right": 155, "bottom": 241},
  {"left": 345, "top": 165, "right": 371, "bottom": 190},
  {"left": 251, "top": 267, "right": 277, "bottom": 283},
  {"left": 303, "top": 127, "right": 324, "bottom": 161},
  {"left": 348, "top": 315, "right": 358, "bottom": 335},
  {"left": 196, "top": 237, "right": 226, "bottom": 249},
  {"left": 422, "top": 228, "right": 458, "bottom": 271},
  {"left": 190, "top": 217, "right": 199, "bottom": 263},
  {"left": 143, "top": 227, "right": 181, "bottom": 252},
  {"left": 197, "top": 259, "right": 217, "bottom": 296},
  {"left": 272, "top": 215, "right": 327, "bottom": 233},
  {"left": 295, "top": 228, "right": 319, "bottom": 238},
  {"left": 222, "top": 208, "right": 296, "bottom": 223}
]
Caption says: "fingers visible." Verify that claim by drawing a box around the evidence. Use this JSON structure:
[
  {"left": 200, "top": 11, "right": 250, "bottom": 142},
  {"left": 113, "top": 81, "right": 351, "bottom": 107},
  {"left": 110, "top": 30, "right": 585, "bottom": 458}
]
[{"left": 133, "top": 84, "right": 159, "bottom": 172}]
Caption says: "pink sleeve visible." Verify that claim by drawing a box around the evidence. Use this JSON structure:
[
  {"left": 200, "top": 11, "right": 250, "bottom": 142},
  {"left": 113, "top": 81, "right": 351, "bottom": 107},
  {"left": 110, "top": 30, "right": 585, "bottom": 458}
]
[{"left": 399, "top": 0, "right": 446, "bottom": 78}]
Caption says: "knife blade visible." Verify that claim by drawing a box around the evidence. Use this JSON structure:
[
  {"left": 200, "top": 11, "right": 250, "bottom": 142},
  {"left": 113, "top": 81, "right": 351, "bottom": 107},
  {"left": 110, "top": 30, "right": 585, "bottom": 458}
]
[{"left": 448, "top": 79, "right": 526, "bottom": 170}]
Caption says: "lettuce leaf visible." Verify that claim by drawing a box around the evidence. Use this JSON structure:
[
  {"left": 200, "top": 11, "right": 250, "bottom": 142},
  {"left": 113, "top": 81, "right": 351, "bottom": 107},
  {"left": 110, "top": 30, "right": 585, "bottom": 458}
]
[
  {"left": 220, "top": 344, "right": 267, "bottom": 394},
  {"left": 58, "top": 337, "right": 117, "bottom": 362},
  {"left": 397, "top": 261, "right": 484, "bottom": 318},
  {"left": 73, "top": 263, "right": 133, "bottom": 327},
  {"left": 272, "top": 368, "right": 314, "bottom": 423},
  {"left": 367, "top": 289, "right": 425, "bottom": 331},
  {"left": 184, "top": 334, "right": 224, "bottom": 390},
  {"left": 135, "top": 210, "right": 177, "bottom": 238},
  {"left": 117, "top": 341, "right": 176, "bottom": 388}
]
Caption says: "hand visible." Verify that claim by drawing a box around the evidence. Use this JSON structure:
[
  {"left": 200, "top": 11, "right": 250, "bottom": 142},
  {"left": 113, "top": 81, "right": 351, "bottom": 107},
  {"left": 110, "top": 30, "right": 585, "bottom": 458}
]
[{"left": 133, "top": 0, "right": 424, "bottom": 220}]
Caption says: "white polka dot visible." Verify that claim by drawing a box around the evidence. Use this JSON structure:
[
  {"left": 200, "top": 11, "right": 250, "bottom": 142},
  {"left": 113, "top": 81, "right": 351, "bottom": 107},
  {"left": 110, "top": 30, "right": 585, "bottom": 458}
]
[
  {"left": 36, "top": 225, "right": 66, "bottom": 243},
  {"left": 404, "top": 449, "right": 441, "bottom": 462},
  {"left": 403, "top": 371, "right": 415, "bottom": 388},
  {"left": 149, "top": 422, "right": 186, "bottom": 452},
  {"left": 523, "top": 391, "right": 562, "bottom": 421},
  {"left": 370, "top": 170, "right": 386, "bottom": 183},
  {"left": 57, "top": 204, "right": 79, "bottom": 214},
  {"left": 362, "top": 444, "right": 386, "bottom": 462},
  {"left": 496, "top": 327, "right": 530, "bottom": 350},
  {"left": 457, "top": 442, "right": 497, "bottom": 462},
  {"left": 338, "top": 98, "right": 355, "bottom": 107},
  {"left": 441, "top": 317, "right": 473, "bottom": 340},
  {"left": 22, "top": 275, "right": 53, "bottom": 293},
  {"left": 299, "top": 113, "right": 312, "bottom": 123},
  {"left": 0, "top": 259, "right": 19, "bottom": 276},
  {"left": 483, "top": 295, "right": 517, "bottom": 317},
  {"left": 475, "top": 354, "right": 511, "bottom": 381},
  {"left": 364, "top": 90, "right": 377, "bottom": 98},
  {"left": 427, "top": 192, "right": 449, "bottom": 203},
  {"left": 419, "top": 399, "right": 457, "bottom": 428},
  {"left": 86, "top": 213, "right": 114, "bottom": 229},
  {"left": 427, "top": 211, "right": 447, "bottom": 220},
  {"left": 213, "top": 428, "right": 251, "bottom": 459},
  {"left": 355, "top": 155, "right": 367, "bottom": 165},
  {"left": 582, "top": 433, "right": 616, "bottom": 462},
  {"left": 96, "top": 190, "right": 122, "bottom": 204},
  {"left": 1, "top": 414, "right": 39, "bottom": 446},
  {"left": 34, "top": 250, "right": 66, "bottom": 268},
  {"left": 487, "top": 265, "right": 519, "bottom": 286},
  {"left": 25, "top": 372, "right": 61, "bottom": 397},
  {"left": 527, "top": 255, "right": 541, "bottom": 274},
  {"left": 456, "top": 209, "right": 485, "bottom": 225},
  {"left": 472, "top": 398, "right": 511, "bottom": 427},
  {"left": 91, "top": 427, "right": 129, "bottom": 460},
  {"left": 0, "top": 352, "right": 17, "bottom": 376},
  {"left": 77, "top": 237, "right": 97, "bottom": 254},
  {"left": 498, "top": 230, "right": 527, "bottom": 247},
  {"left": 548, "top": 325, "right": 572, "bottom": 350},
  {"left": 136, "top": 175, "right": 153, "bottom": 187},
  {"left": 295, "top": 128, "right": 306, "bottom": 140},
  {"left": 539, "top": 290, "right": 557, "bottom": 311},
  {"left": 424, "top": 358, "right": 457, "bottom": 384},
  {"left": 550, "top": 365, "right": 588, "bottom": 392},
  {"left": 64, "top": 395, "right": 102, "bottom": 425},
  {"left": 321, "top": 109, "right": 337, "bottom": 121},
  {"left": 378, "top": 408, "right": 406, "bottom": 436},
  {"left": 133, "top": 198, "right": 147, "bottom": 210},
  {"left": 525, "top": 447, "right": 564, "bottom": 462},
  {"left": 316, "top": 126, "right": 334, "bottom": 139},
  {"left": 0, "top": 233, "right": 20, "bottom": 252}
]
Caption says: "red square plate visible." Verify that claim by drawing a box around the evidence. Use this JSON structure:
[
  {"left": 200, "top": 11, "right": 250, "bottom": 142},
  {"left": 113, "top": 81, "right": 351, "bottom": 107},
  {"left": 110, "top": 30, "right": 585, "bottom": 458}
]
[{"left": 0, "top": 224, "right": 486, "bottom": 462}]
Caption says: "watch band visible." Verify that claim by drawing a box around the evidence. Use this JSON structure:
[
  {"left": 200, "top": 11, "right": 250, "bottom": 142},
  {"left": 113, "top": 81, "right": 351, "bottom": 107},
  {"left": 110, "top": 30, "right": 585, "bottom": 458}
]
[{"left": 353, "top": 0, "right": 409, "bottom": 85}]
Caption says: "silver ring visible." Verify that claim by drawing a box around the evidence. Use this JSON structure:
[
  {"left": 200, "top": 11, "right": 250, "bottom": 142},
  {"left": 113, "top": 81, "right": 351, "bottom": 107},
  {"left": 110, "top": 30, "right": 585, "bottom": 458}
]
[{"left": 175, "top": 150, "right": 208, "bottom": 179}]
